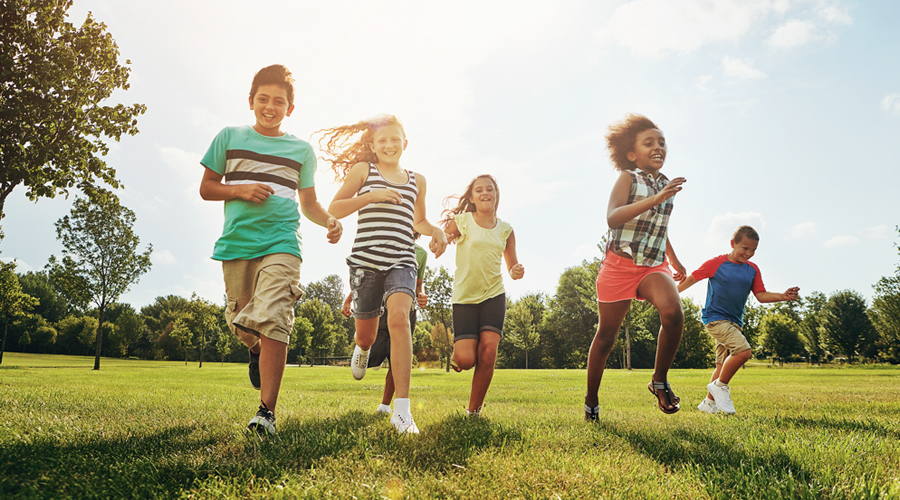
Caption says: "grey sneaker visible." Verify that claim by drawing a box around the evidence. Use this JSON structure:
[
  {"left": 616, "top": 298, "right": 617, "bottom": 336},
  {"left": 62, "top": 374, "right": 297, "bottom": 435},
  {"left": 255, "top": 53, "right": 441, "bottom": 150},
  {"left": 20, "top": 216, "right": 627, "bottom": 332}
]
[
  {"left": 584, "top": 403, "right": 600, "bottom": 421},
  {"left": 697, "top": 398, "right": 720, "bottom": 414},
  {"left": 466, "top": 405, "right": 484, "bottom": 417},
  {"left": 390, "top": 411, "right": 420, "bottom": 434},
  {"left": 248, "top": 350, "right": 261, "bottom": 390},
  {"left": 351, "top": 345, "right": 369, "bottom": 380},
  {"left": 247, "top": 404, "right": 276, "bottom": 435},
  {"left": 706, "top": 382, "right": 736, "bottom": 414},
  {"left": 376, "top": 404, "right": 392, "bottom": 414}
]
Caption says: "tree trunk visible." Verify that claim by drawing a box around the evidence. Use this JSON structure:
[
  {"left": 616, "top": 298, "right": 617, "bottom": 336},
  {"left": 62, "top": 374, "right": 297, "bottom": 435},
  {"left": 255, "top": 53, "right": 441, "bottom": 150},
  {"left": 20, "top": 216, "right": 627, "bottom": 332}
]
[
  {"left": 625, "top": 322, "right": 632, "bottom": 370},
  {"left": 94, "top": 305, "right": 105, "bottom": 370},
  {"left": 525, "top": 346, "right": 529, "bottom": 369},
  {"left": 0, "top": 318, "right": 7, "bottom": 365}
]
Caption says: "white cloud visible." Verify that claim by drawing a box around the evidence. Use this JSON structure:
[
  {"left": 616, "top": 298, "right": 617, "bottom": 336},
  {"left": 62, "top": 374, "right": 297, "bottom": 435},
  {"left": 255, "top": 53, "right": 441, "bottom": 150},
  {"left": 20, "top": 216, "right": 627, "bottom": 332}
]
[
  {"left": 159, "top": 145, "right": 201, "bottom": 182},
  {"left": 704, "top": 211, "right": 766, "bottom": 247},
  {"left": 767, "top": 19, "right": 815, "bottom": 49},
  {"left": 882, "top": 94, "right": 900, "bottom": 115},
  {"left": 572, "top": 243, "right": 604, "bottom": 261},
  {"left": 594, "top": 0, "right": 782, "bottom": 57},
  {"left": 859, "top": 225, "right": 890, "bottom": 239},
  {"left": 823, "top": 235, "right": 858, "bottom": 248},
  {"left": 152, "top": 249, "right": 177, "bottom": 265},
  {"left": 789, "top": 221, "right": 817, "bottom": 239},
  {"left": 817, "top": 5, "right": 852, "bottom": 25},
  {"left": 722, "top": 57, "right": 767, "bottom": 80},
  {"left": 695, "top": 74, "right": 714, "bottom": 92}
]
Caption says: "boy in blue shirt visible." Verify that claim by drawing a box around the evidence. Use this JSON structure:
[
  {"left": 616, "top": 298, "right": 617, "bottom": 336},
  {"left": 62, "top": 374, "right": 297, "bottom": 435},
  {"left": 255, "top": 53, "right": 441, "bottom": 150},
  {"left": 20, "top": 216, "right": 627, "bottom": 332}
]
[
  {"left": 678, "top": 226, "right": 798, "bottom": 414},
  {"left": 200, "top": 64, "right": 342, "bottom": 435}
]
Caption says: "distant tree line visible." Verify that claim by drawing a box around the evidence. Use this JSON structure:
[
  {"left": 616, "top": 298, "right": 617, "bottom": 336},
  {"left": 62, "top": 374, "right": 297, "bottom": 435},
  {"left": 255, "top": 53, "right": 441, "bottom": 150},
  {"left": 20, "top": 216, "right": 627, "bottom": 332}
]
[{"left": 3, "top": 226, "right": 898, "bottom": 367}]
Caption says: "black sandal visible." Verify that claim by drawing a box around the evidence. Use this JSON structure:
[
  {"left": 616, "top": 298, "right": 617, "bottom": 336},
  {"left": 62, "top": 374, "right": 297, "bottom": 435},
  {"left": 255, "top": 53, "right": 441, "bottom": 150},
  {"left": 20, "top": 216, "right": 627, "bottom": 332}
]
[
  {"left": 648, "top": 381, "right": 681, "bottom": 414},
  {"left": 584, "top": 403, "right": 600, "bottom": 422}
]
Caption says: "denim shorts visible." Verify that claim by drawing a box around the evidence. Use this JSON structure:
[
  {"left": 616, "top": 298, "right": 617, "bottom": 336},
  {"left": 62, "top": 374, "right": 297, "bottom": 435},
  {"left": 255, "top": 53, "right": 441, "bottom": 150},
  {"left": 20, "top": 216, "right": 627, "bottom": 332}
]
[
  {"left": 452, "top": 293, "right": 506, "bottom": 341},
  {"left": 349, "top": 265, "right": 416, "bottom": 320}
]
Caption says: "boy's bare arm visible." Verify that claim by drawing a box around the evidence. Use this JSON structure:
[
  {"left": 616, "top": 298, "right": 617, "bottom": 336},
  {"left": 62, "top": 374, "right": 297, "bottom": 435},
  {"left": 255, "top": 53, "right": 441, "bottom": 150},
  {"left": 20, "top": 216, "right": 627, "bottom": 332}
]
[
  {"left": 298, "top": 187, "right": 342, "bottom": 244},
  {"left": 754, "top": 287, "right": 800, "bottom": 303},
  {"left": 677, "top": 275, "right": 697, "bottom": 293},
  {"left": 199, "top": 167, "right": 274, "bottom": 203}
]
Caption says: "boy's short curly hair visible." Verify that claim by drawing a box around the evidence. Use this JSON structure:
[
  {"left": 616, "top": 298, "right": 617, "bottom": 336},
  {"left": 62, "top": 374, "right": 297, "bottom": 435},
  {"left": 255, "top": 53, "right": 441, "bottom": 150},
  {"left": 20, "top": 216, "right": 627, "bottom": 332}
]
[
  {"left": 605, "top": 113, "right": 660, "bottom": 171},
  {"left": 250, "top": 64, "right": 295, "bottom": 106},
  {"left": 732, "top": 226, "right": 760, "bottom": 244}
]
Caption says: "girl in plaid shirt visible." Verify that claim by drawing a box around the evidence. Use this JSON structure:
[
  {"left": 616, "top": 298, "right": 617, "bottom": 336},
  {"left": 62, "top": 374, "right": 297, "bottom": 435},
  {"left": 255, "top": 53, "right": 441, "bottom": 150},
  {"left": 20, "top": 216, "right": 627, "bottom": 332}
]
[{"left": 584, "top": 114, "right": 688, "bottom": 420}]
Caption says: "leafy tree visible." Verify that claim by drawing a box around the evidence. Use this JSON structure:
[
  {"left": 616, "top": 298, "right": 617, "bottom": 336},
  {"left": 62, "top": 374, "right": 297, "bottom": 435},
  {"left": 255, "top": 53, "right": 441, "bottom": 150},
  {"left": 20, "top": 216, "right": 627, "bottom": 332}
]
[
  {"left": 289, "top": 315, "right": 314, "bottom": 365},
  {"left": 430, "top": 322, "right": 454, "bottom": 370},
  {"left": 672, "top": 298, "right": 715, "bottom": 369},
  {"left": 412, "top": 319, "right": 436, "bottom": 363},
  {"left": 169, "top": 317, "right": 193, "bottom": 365},
  {"left": 760, "top": 313, "right": 802, "bottom": 366},
  {"left": 140, "top": 295, "right": 190, "bottom": 360},
  {"left": 17, "top": 270, "right": 69, "bottom": 323},
  {"left": 55, "top": 315, "right": 97, "bottom": 356},
  {"left": 422, "top": 266, "right": 454, "bottom": 371},
  {"left": 109, "top": 303, "right": 144, "bottom": 358},
  {"left": 820, "top": 290, "right": 878, "bottom": 363},
  {"left": 799, "top": 291, "right": 828, "bottom": 363},
  {"left": 870, "top": 227, "right": 900, "bottom": 363},
  {"left": 296, "top": 299, "right": 343, "bottom": 363},
  {"left": 0, "top": 0, "right": 146, "bottom": 219},
  {"left": 49, "top": 194, "right": 152, "bottom": 370},
  {"left": 303, "top": 274, "right": 353, "bottom": 345},
  {"left": 0, "top": 261, "right": 38, "bottom": 363},
  {"left": 173, "top": 294, "right": 222, "bottom": 367},
  {"left": 504, "top": 300, "right": 540, "bottom": 369},
  {"left": 542, "top": 261, "right": 598, "bottom": 369},
  {"left": 741, "top": 300, "right": 766, "bottom": 353}
]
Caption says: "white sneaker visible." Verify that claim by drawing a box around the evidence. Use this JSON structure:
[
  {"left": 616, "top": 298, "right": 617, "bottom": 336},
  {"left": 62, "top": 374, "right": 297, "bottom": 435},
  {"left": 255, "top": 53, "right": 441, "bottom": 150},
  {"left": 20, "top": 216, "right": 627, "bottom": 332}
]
[
  {"left": 351, "top": 345, "right": 369, "bottom": 380},
  {"left": 697, "top": 398, "right": 719, "bottom": 414},
  {"left": 390, "top": 411, "right": 420, "bottom": 434},
  {"left": 376, "top": 404, "right": 392, "bottom": 414},
  {"left": 706, "top": 382, "right": 736, "bottom": 414}
]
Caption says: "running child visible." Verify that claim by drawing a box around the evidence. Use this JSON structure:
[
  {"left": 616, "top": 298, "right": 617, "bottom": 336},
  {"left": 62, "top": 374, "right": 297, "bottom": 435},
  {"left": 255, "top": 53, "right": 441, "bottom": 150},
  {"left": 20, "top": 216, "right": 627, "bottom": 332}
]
[
  {"left": 441, "top": 174, "right": 524, "bottom": 417},
  {"left": 585, "top": 113, "right": 687, "bottom": 420},
  {"left": 318, "top": 114, "right": 447, "bottom": 434},
  {"left": 678, "top": 225, "right": 799, "bottom": 414},
  {"left": 200, "top": 64, "right": 342, "bottom": 435},
  {"left": 341, "top": 239, "right": 428, "bottom": 414}
]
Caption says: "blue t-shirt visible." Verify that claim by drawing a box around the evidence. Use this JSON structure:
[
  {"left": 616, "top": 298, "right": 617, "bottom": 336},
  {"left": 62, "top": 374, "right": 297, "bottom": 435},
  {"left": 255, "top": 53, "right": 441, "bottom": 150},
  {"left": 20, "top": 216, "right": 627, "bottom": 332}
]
[
  {"left": 201, "top": 125, "right": 316, "bottom": 261},
  {"left": 691, "top": 254, "right": 766, "bottom": 327}
]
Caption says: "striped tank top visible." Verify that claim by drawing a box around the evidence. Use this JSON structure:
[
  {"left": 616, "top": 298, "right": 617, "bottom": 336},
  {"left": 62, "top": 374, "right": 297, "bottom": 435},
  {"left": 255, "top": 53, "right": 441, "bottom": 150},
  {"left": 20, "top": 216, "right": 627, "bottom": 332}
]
[{"left": 346, "top": 163, "right": 418, "bottom": 271}]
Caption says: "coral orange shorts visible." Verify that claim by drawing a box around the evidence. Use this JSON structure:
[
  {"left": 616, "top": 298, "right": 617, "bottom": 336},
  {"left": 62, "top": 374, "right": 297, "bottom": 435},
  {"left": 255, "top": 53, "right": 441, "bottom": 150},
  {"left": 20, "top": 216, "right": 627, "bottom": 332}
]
[{"left": 595, "top": 251, "right": 673, "bottom": 303}]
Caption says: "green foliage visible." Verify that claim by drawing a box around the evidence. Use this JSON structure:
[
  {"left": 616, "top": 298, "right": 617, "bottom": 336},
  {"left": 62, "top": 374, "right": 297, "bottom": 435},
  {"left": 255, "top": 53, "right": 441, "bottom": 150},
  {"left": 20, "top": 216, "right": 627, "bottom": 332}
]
[
  {"left": 870, "top": 228, "right": 900, "bottom": 363},
  {"left": 673, "top": 298, "right": 716, "bottom": 369},
  {"left": 820, "top": 290, "right": 878, "bottom": 362},
  {"left": 0, "top": 260, "right": 39, "bottom": 363},
  {"left": 0, "top": 0, "right": 146, "bottom": 219},
  {"left": 412, "top": 319, "right": 435, "bottom": 362},
  {"left": 501, "top": 292, "right": 545, "bottom": 369},
  {"left": 16, "top": 270, "right": 69, "bottom": 322},
  {"left": 290, "top": 315, "right": 314, "bottom": 365},
  {"left": 49, "top": 194, "right": 152, "bottom": 369},
  {"left": 741, "top": 300, "right": 766, "bottom": 350},
  {"left": 422, "top": 266, "right": 453, "bottom": 370},
  {"left": 296, "top": 299, "right": 344, "bottom": 361},
  {"left": 541, "top": 262, "right": 598, "bottom": 368},
  {"left": 55, "top": 315, "right": 98, "bottom": 356},
  {"left": 760, "top": 313, "right": 802, "bottom": 364},
  {"left": 800, "top": 291, "right": 828, "bottom": 363},
  {"left": 140, "top": 295, "right": 191, "bottom": 360}
]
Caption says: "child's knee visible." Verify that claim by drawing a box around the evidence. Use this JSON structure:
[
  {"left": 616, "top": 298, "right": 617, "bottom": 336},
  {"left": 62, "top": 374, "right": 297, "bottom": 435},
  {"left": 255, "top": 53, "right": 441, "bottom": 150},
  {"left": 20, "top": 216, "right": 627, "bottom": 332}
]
[{"left": 453, "top": 350, "right": 476, "bottom": 370}]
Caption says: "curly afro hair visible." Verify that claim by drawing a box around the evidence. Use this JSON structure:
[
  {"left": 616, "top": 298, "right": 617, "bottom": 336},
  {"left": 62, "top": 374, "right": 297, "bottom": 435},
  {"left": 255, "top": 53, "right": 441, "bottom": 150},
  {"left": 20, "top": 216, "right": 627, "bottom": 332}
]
[{"left": 605, "top": 113, "right": 660, "bottom": 171}]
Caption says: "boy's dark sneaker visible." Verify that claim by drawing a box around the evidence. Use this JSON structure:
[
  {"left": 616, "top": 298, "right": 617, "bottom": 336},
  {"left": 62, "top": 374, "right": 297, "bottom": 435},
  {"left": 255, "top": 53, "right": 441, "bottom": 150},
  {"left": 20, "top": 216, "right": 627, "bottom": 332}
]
[
  {"left": 247, "top": 404, "right": 276, "bottom": 436},
  {"left": 249, "top": 350, "right": 261, "bottom": 390}
]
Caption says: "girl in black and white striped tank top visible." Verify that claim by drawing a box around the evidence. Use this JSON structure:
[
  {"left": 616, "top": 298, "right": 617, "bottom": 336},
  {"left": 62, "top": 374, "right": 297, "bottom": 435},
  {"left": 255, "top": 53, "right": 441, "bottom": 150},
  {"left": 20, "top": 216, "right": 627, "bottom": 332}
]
[{"left": 346, "top": 162, "right": 418, "bottom": 271}]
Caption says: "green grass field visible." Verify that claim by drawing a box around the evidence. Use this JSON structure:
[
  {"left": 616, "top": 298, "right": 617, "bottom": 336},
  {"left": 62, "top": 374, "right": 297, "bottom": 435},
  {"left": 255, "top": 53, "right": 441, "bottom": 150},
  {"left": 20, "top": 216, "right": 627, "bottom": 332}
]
[{"left": 1, "top": 353, "right": 898, "bottom": 499}]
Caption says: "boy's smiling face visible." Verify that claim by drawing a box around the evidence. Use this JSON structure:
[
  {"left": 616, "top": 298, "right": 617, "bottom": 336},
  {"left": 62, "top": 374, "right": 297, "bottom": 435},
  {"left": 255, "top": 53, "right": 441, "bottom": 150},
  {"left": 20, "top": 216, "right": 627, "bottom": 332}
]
[
  {"left": 728, "top": 237, "right": 758, "bottom": 264},
  {"left": 250, "top": 84, "right": 294, "bottom": 137}
]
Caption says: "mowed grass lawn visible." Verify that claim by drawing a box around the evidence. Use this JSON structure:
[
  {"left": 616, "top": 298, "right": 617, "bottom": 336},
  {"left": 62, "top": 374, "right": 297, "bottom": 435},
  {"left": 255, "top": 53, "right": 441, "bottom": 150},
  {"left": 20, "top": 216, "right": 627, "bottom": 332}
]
[{"left": 1, "top": 353, "right": 899, "bottom": 499}]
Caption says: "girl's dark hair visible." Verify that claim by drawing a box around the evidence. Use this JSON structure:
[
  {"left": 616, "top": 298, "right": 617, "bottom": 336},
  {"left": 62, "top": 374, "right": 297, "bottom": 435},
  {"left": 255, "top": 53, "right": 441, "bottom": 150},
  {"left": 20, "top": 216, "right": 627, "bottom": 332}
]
[
  {"left": 440, "top": 174, "right": 499, "bottom": 228},
  {"left": 250, "top": 64, "right": 294, "bottom": 106},
  {"left": 606, "top": 113, "right": 660, "bottom": 171},
  {"left": 314, "top": 114, "right": 406, "bottom": 182}
]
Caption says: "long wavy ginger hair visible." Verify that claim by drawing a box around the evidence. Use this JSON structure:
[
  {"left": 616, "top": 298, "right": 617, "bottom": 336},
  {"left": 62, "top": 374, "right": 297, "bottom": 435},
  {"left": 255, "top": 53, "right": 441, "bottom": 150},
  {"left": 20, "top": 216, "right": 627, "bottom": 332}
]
[{"left": 314, "top": 114, "right": 406, "bottom": 182}]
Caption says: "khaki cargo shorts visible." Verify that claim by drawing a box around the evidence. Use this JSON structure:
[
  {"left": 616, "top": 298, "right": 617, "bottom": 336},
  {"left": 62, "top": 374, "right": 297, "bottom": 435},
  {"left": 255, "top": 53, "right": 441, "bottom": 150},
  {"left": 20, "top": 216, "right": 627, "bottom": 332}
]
[
  {"left": 223, "top": 253, "right": 302, "bottom": 347},
  {"left": 705, "top": 320, "right": 752, "bottom": 365}
]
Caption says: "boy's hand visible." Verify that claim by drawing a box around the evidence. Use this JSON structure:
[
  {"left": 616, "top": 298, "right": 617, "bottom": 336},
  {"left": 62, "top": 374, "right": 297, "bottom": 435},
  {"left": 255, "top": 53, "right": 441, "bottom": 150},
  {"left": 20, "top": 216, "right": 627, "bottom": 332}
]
[
  {"left": 417, "top": 292, "right": 428, "bottom": 308},
  {"left": 325, "top": 217, "right": 342, "bottom": 244},
  {"left": 366, "top": 188, "right": 403, "bottom": 204},
  {"left": 509, "top": 263, "right": 525, "bottom": 280},
  {"left": 235, "top": 183, "right": 274, "bottom": 204},
  {"left": 783, "top": 287, "right": 800, "bottom": 301},
  {"left": 430, "top": 229, "right": 448, "bottom": 258}
]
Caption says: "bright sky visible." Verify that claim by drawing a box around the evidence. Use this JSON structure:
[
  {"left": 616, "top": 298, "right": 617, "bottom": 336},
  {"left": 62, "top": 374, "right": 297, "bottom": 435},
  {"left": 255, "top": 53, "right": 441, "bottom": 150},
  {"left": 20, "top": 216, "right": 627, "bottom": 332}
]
[{"left": 3, "top": 0, "right": 899, "bottom": 311}]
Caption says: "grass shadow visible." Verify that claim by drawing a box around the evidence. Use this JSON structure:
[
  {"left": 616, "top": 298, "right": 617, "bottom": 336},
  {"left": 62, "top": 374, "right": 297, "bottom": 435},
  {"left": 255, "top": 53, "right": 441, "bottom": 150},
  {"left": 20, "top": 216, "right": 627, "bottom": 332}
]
[{"left": 592, "top": 420, "right": 828, "bottom": 500}]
